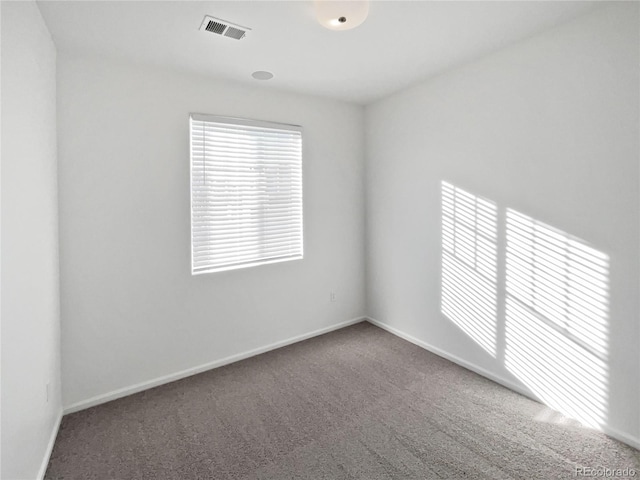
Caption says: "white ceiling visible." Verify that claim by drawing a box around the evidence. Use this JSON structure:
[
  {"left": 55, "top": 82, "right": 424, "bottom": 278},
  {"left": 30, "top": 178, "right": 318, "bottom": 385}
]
[{"left": 37, "top": 1, "right": 600, "bottom": 105}]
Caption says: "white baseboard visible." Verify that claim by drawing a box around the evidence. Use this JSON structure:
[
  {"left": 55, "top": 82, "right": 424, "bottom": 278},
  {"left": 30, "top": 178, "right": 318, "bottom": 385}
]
[
  {"left": 603, "top": 427, "right": 640, "bottom": 451},
  {"left": 63, "top": 316, "right": 366, "bottom": 415},
  {"left": 37, "top": 409, "right": 62, "bottom": 480},
  {"left": 365, "top": 316, "right": 640, "bottom": 451},
  {"left": 365, "top": 316, "right": 536, "bottom": 400}
]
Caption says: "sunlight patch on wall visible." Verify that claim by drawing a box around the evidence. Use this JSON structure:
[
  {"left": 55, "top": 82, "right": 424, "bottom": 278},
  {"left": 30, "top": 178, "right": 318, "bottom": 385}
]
[
  {"left": 505, "top": 210, "right": 609, "bottom": 428},
  {"left": 441, "top": 182, "right": 498, "bottom": 356}
]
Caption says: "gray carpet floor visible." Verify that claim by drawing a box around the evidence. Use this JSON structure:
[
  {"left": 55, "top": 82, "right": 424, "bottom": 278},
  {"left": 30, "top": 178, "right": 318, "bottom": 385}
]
[{"left": 46, "top": 322, "right": 639, "bottom": 479}]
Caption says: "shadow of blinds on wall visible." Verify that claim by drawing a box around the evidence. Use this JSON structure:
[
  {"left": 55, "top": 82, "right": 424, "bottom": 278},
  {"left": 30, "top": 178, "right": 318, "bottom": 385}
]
[
  {"left": 441, "top": 181, "right": 498, "bottom": 357},
  {"left": 505, "top": 210, "right": 609, "bottom": 428},
  {"left": 190, "top": 114, "right": 303, "bottom": 274}
]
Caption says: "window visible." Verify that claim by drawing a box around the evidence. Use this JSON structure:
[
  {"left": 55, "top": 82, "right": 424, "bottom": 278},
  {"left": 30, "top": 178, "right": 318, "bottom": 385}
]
[{"left": 190, "top": 114, "right": 303, "bottom": 274}]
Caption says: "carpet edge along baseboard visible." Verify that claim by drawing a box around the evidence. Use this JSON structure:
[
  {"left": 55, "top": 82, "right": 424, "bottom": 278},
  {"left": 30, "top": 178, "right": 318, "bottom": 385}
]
[
  {"left": 63, "top": 316, "right": 367, "bottom": 415},
  {"left": 365, "top": 316, "right": 640, "bottom": 452}
]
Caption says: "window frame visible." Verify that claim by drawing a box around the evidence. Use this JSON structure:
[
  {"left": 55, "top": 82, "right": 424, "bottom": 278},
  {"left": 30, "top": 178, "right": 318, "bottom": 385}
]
[{"left": 189, "top": 113, "right": 304, "bottom": 275}]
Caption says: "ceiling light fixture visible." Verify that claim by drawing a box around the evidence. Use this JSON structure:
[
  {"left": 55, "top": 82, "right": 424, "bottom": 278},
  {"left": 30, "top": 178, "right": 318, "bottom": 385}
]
[
  {"left": 315, "top": 0, "right": 369, "bottom": 31},
  {"left": 252, "top": 71, "right": 274, "bottom": 80}
]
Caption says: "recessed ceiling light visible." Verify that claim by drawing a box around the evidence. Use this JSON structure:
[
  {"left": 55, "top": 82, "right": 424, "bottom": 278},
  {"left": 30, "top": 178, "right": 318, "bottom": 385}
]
[{"left": 252, "top": 71, "right": 274, "bottom": 80}]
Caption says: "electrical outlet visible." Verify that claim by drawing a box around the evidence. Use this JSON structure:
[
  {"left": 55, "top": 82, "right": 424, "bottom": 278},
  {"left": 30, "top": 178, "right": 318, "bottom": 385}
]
[{"left": 330, "top": 291, "right": 336, "bottom": 302}]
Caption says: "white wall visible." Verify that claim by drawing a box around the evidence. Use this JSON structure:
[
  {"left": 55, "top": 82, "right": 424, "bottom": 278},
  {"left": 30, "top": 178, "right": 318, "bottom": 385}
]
[
  {"left": 365, "top": 3, "right": 639, "bottom": 446},
  {"left": 57, "top": 54, "right": 365, "bottom": 408},
  {"left": 1, "top": 2, "right": 62, "bottom": 478}
]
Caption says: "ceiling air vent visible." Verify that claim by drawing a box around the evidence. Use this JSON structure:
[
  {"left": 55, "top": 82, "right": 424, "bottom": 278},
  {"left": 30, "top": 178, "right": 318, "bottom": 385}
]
[{"left": 200, "top": 16, "right": 250, "bottom": 40}]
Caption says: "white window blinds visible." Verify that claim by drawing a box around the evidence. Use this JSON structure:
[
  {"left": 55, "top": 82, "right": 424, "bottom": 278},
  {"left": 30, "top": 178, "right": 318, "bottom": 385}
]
[{"left": 190, "top": 114, "right": 303, "bottom": 274}]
